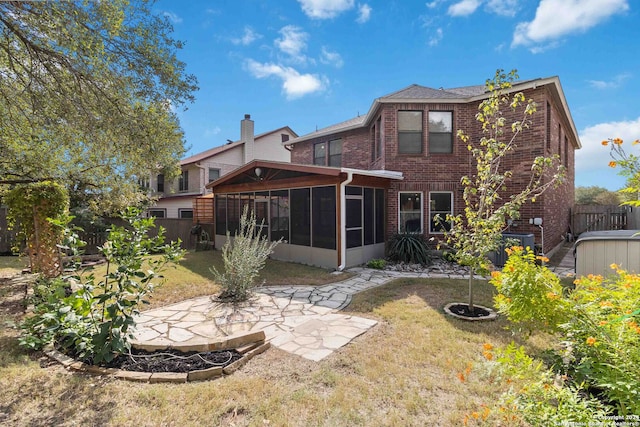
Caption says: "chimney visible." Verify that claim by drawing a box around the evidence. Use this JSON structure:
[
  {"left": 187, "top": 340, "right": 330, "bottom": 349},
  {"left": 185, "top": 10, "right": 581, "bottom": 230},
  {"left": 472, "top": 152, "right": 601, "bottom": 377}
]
[{"left": 241, "top": 114, "right": 255, "bottom": 163}]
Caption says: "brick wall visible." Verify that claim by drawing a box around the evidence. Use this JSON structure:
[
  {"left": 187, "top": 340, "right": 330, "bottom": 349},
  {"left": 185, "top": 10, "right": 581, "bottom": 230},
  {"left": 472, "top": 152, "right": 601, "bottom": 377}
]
[{"left": 291, "top": 86, "right": 576, "bottom": 253}]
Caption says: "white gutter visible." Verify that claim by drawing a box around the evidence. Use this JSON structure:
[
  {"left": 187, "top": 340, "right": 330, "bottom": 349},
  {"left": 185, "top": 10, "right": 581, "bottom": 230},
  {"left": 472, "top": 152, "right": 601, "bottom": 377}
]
[{"left": 337, "top": 171, "right": 354, "bottom": 271}]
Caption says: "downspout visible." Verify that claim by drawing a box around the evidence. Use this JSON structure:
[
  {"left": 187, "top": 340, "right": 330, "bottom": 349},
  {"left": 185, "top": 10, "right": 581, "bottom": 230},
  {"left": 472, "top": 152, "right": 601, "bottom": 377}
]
[{"left": 337, "top": 171, "right": 354, "bottom": 271}]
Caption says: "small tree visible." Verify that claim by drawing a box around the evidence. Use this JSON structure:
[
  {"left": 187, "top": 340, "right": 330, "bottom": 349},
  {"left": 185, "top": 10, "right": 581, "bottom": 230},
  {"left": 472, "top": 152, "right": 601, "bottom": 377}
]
[
  {"left": 211, "top": 206, "right": 281, "bottom": 302},
  {"left": 443, "top": 69, "right": 565, "bottom": 313}
]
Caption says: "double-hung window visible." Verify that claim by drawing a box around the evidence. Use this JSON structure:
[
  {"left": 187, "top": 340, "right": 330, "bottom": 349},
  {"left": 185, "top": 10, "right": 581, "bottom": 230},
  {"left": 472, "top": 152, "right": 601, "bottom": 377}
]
[
  {"left": 398, "top": 111, "right": 423, "bottom": 154},
  {"left": 399, "top": 192, "right": 422, "bottom": 233},
  {"left": 313, "top": 139, "right": 342, "bottom": 166},
  {"left": 428, "top": 111, "right": 453, "bottom": 154},
  {"left": 429, "top": 192, "right": 453, "bottom": 233}
]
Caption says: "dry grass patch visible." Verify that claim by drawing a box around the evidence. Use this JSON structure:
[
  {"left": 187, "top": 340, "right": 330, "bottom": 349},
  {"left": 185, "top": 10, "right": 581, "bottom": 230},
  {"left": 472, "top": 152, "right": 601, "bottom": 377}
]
[
  {"left": 79, "top": 250, "right": 346, "bottom": 309},
  {"left": 1, "top": 269, "right": 553, "bottom": 426}
]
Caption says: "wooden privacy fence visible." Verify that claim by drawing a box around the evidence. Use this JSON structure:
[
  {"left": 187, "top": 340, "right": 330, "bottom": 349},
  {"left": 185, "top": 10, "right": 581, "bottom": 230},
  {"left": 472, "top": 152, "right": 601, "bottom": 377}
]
[
  {"left": 151, "top": 218, "right": 214, "bottom": 250},
  {"left": 573, "top": 204, "right": 629, "bottom": 236}
]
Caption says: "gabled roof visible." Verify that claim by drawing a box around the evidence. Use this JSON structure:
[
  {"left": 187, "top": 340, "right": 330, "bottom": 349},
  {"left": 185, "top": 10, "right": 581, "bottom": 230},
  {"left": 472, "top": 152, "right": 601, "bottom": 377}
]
[
  {"left": 181, "top": 126, "right": 297, "bottom": 166},
  {"left": 287, "top": 77, "right": 580, "bottom": 149}
]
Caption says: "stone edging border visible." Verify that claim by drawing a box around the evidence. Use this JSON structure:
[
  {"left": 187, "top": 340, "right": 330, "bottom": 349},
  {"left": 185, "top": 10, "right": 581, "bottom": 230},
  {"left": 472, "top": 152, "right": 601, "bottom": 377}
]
[{"left": 44, "top": 330, "right": 270, "bottom": 383}]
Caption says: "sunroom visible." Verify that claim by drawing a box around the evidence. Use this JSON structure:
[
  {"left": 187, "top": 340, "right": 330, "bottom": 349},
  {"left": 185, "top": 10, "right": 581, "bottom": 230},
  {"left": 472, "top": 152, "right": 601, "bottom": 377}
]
[{"left": 206, "top": 160, "right": 403, "bottom": 270}]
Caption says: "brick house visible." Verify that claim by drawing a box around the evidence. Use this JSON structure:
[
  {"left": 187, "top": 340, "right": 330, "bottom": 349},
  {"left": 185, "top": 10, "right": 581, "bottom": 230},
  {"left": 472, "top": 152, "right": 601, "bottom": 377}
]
[{"left": 207, "top": 76, "right": 579, "bottom": 269}]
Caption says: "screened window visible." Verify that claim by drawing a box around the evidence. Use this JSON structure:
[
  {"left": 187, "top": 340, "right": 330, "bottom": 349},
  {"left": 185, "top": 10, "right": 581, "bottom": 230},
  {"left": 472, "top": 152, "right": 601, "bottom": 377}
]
[
  {"left": 375, "top": 189, "right": 385, "bottom": 243},
  {"left": 270, "top": 190, "right": 289, "bottom": 242},
  {"left": 290, "top": 188, "right": 311, "bottom": 246},
  {"left": 398, "top": 111, "right": 423, "bottom": 154},
  {"left": 312, "top": 186, "right": 336, "bottom": 249},
  {"left": 429, "top": 192, "right": 452, "bottom": 233},
  {"left": 428, "top": 111, "right": 453, "bottom": 154},
  {"left": 313, "top": 143, "right": 326, "bottom": 165},
  {"left": 399, "top": 192, "right": 422, "bottom": 233},
  {"left": 208, "top": 168, "right": 220, "bottom": 182},
  {"left": 346, "top": 195, "right": 362, "bottom": 249},
  {"left": 227, "top": 194, "right": 239, "bottom": 235},
  {"left": 363, "top": 188, "right": 375, "bottom": 245},
  {"left": 178, "top": 170, "right": 189, "bottom": 192},
  {"left": 215, "top": 195, "right": 227, "bottom": 236}
]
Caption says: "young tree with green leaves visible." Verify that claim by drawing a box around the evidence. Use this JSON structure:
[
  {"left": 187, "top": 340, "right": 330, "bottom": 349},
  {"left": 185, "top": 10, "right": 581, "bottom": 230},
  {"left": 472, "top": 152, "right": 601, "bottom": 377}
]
[
  {"left": 0, "top": 0, "right": 198, "bottom": 214},
  {"left": 443, "top": 69, "right": 565, "bottom": 313}
]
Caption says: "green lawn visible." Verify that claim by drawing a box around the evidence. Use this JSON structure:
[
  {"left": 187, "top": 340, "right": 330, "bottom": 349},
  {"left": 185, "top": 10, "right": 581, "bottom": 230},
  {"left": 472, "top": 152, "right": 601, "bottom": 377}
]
[{"left": 0, "top": 255, "right": 547, "bottom": 426}]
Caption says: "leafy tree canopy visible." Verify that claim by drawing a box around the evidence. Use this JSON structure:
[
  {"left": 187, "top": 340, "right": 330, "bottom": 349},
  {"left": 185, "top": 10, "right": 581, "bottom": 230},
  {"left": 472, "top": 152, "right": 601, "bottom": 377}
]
[
  {"left": 575, "top": 186, "right": 620, "bottom": 205},
  {"left": 0, "top": 0, "right": 198, "bottom": 214}
]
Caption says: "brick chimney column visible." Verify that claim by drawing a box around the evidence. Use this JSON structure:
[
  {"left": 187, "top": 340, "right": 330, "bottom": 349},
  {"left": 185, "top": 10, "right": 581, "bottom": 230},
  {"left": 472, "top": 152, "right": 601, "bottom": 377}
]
[{"left": 241, "top": 114, "right": 255, "bottom": 164}]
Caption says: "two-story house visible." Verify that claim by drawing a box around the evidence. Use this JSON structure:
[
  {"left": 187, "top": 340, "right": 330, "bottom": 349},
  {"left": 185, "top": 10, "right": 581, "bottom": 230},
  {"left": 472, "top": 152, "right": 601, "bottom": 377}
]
[
  {"left": 207, "top": 76, "right": 579, "bottom": 270},
  {"left": 149, "top": 114, "right": 297, "bottom": 219}
]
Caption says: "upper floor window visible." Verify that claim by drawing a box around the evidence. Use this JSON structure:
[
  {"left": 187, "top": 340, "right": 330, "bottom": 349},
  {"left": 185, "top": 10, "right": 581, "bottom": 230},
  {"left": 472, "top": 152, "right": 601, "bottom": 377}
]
[
  {"left": 208, "top": 168, "right": 220, "bottom": 183},
  {"left": 398, "top": 111, "right": 423, "bottom": 154},
  {"left": 428, "top": 111, "right": 453, "bottom": 154},
  {"left": 157, "top": 174, "right": 164, "bottom": 193},
  {"left": 399, "top": 192, "right": 422, "bottom": 233},
  {"left": 313, "top": 139, "right": 342, "bottom": 167},
  {"left": 178, "top": 170, "right": 189, "bottom": 192},
  {"left": 429, "top": 192, "right": 452, "bottom": 233}
]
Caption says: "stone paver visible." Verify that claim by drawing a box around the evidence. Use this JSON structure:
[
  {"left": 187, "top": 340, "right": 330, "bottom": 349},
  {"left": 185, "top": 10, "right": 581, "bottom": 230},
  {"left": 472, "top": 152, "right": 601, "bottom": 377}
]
[{"left": 132, "top": 253, "right": 575, "bottom": 362}]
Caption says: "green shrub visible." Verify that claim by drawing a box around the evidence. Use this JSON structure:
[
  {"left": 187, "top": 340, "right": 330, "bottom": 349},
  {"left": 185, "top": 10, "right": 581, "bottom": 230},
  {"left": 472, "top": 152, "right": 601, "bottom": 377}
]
[
  {"left": 386, "top": 233, "right": 430, "bottom": 265},
  {"left": 490, "top": 246, "right": 571, "bottom": 335},
  {"left": 19, "top": 208, "right": 184, "bottom": 364},
  {"left": 211, "top": 206, "right": 281, "bottom": 302},
  {"left": 488, "top": 248, "right": 640, "bottom": 416},
  {"left": 366, "top": 259, "right": 386, "bottom": 269}
]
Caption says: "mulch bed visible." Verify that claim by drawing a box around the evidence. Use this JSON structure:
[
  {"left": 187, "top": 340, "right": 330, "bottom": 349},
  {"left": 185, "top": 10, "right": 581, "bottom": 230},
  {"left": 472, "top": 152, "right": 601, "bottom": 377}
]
[
  {"left": 99, "top": 348, "right": 244, "bottom": 373},
  {"left": 447, "top": 303, "right": 492, "bottom": 318}
]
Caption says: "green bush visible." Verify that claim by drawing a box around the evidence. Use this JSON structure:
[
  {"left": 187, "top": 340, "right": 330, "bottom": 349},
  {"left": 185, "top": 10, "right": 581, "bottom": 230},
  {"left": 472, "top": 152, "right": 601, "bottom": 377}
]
[
  {"left": 211, "top": 206, "right": 281, "bottom": 302},
  {"left": 487, "top": 248, "right": 640, "bottom": 417},
  {"left": 366, "top": 259, "right": 386, "bottom": 269},
  {"left": 19, "top": 208, "right": 184, "bottom": 364},
  {"left": 386, "top": 233, "right": 431, "bottom": 265}
]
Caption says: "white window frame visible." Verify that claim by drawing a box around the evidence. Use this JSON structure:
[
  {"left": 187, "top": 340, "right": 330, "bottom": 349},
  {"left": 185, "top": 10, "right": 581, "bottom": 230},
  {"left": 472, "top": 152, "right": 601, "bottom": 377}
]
[
  {"left": 398, "top": 191, "right": 423, "bottom": 233},
  {"left": 179, "top": 209, "right": 193, "bottom": 219},
  {"left": 429, "top": 191, "right": 453, "bottom": 234},
  {"left": 148, "top": 209, "right": 166, "bottom": 218}
]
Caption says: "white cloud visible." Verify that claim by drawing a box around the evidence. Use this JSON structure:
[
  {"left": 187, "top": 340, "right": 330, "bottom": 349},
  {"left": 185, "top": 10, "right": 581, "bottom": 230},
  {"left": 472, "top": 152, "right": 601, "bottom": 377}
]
[
  {"left": 297, "top": 0, "right": 355, "bottom": 19},
  {"left": 576, "top": 117, "right": 640, "bottom": 173},
  {"left": 162, "top": 11, "right": 183, "bottom": 24},
  {"left": 447, "top": 0, "right": 481, "bottom": 16},
  {"left": 512, "top": 0, "right": 629, "bottom": 49},
  {"left": 588, "top": 72, "right": 632, "bottom": 89},
  {"left": 429, "top": 28, "right": 443, "bottom": 46},
  {"left": 320, "top": 47, "right": 344, "bottom": 68},
  {"left": 231, "top": 26, "right": 261, "bottom": 46},
  {"left": 426, "top": 0, "right": 446, "bottom": 8},
  {"left": 357, "top": 3, "right": 372, "bottom": 23},
  {"left": 275, "top": 25, "right": 309, "bottom": 63},
  {"left": 486, "top": 0, "right": 518, "bottom": 17},
  {"left": 204, "top": 126, "right": 221, "bottom": 137},
  {"left": 244, "top": 59, "right": 327, "bottom": 99}
]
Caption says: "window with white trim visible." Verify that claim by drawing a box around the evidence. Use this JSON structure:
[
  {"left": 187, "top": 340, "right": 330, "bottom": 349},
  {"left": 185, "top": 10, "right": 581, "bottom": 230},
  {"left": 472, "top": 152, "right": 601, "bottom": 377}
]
[
  {"left": 208, "top": 168, "right": 220, "bottom": 183},
  {"left": 178, "top": 170, "right": 189, "bottom": 192},
  {"left": 179, "top": 209, "right": 193, "bottom": 219},
  {"left": 429, "top": 192, "right": 453, "bottom": 233},
  {"left": 399, "top": 192, "right": 422, "bottom": 233},
  {"left": 148, "top": 209, "right": 166, "bottom": 218}
]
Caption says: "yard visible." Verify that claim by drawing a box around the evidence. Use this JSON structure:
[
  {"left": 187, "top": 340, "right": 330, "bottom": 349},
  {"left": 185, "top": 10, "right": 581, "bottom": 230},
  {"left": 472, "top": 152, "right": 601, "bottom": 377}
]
[{"left": 0, "top": 252, "right": 547, "bottom": 426}]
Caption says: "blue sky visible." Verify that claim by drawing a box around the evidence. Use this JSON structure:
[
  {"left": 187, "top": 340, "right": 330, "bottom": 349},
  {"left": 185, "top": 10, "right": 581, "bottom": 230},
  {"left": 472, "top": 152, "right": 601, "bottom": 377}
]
[{"left": 154, "top": 0, "right": 639, "bottom": 191}]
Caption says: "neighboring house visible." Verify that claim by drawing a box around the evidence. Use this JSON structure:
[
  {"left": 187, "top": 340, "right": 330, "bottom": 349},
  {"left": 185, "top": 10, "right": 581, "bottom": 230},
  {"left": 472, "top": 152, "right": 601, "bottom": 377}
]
[
  {"left": 207, "top": 76, "right": 579, "bottom": 270},
  {"left": 149, "top": 114, "right": 297, "bottom": 219}
]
